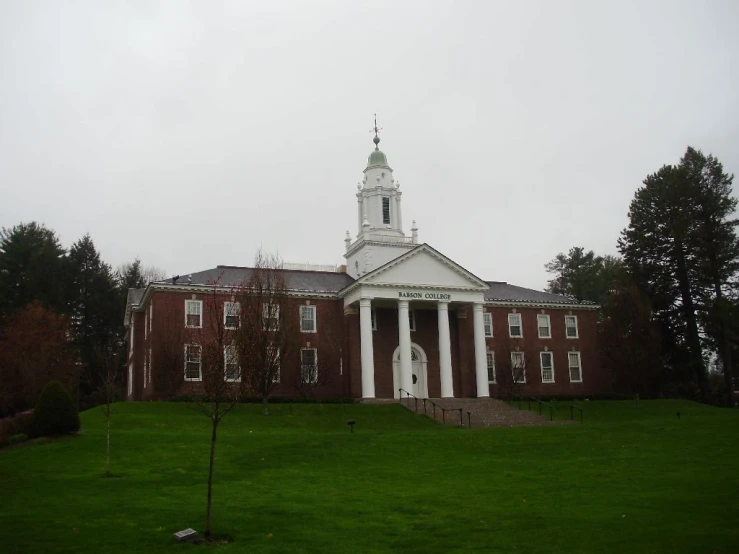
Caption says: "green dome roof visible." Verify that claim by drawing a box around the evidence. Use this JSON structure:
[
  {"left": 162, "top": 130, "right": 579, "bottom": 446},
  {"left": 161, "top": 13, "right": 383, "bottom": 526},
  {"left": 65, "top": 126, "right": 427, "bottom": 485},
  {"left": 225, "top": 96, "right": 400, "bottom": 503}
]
[{"left": 367, "top": 148, "right": 389, "bottom": 168}]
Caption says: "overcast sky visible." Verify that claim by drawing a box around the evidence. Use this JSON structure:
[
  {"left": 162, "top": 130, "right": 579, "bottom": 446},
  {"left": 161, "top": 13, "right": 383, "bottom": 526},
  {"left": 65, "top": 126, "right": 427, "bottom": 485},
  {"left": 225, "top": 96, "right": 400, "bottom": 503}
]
[{"left": 1, "top": 0, "right": 737, "bottom": 290}]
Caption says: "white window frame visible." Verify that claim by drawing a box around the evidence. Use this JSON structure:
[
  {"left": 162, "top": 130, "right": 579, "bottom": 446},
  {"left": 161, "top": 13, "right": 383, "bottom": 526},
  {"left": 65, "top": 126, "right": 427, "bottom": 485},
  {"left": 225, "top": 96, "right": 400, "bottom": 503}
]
[
  {"left": 409, "top": 309, "right": 416, "bottom": 332},
  {"left": 129, "top": 319, "right": 134, "bottom": 356},
  {"left": 185, "top": 300, "right": 203, "bottom": 328},
  {"left": 144, "top": 312, "right": 148, "bottom": 340},
  {"left": 511, "top": 351, "right": 526, "bottom": 383},
  {"left": 568, "top": 351, "right": 583, "bottom": 382},
  {"left": 149, "top": 303, "right": 153, "bottom": 333},
  {"left": 224, "top": 301, "right": 240, "bottom": 330},
  {"left": 540, "top": 351, "right": 554, "bottom": 383},
  {"left": 371, "top": 308, "right": 377, "bottom": 331},
  {"left": 224, "top": 345, "right": 240, "bottom": 382},
  {"left": 184, "top": 344, "right": 202, "bottom": 381},
  {"left": 300, "top": 347, "right": 318, "bottom": 384},
  {"left": 382, "top": 196, "right": 391, "bottom": 225},
  {"left": 128, "top": 364, "right": 133, "bottom": 396},
  {"left": 565, "top": 315, "right": 579, "bottom": 339},
  {"left": 483, "top": 312, "right": 493, "bottom": 338},
  {"left": 537, "top": 314, "right": 551, "bottom": 339},
  {"left": 263, "top": 302, "right": 280, "bottom": 331},
  {"left": 148, "top": 348, "right": 152, "bottom": 384},
  {"left": 143, "top": 350, "right": 147, "bottom": 388},
  {"left": 486, "top": 349, "right": 496, "bottom": 383},
  {"left": 508, "top": 313, "right": 523, "bottom": 338},
  {"left": 300, "top": 305, "right": 317, "bottom": 333}
]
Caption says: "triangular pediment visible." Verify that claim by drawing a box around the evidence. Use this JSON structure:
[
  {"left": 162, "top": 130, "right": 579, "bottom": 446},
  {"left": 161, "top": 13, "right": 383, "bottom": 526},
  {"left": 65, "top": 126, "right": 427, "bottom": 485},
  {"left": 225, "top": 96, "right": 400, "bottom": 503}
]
[{"left": 355, "top": 244, "right": 488, "bottom": 290}]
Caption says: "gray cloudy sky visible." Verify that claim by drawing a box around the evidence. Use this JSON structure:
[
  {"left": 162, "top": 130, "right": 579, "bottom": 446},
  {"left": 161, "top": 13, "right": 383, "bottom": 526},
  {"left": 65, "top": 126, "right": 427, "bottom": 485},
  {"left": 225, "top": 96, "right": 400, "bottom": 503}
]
[{"left": 1, "top": 0, "right": 738, "bottom": 290}]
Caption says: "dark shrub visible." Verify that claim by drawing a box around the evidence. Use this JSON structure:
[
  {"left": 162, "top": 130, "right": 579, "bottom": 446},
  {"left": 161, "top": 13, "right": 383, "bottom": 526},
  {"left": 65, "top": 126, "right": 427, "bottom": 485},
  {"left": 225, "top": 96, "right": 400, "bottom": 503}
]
[
  {"left": 0, "top": 410, "right": 33, "bottom": 442},
  {"left": 5, "top": 433, "right": 28, "bottom": 446},
  {"left": 31, "top": 381, "right": 80, "bottom": 437}
]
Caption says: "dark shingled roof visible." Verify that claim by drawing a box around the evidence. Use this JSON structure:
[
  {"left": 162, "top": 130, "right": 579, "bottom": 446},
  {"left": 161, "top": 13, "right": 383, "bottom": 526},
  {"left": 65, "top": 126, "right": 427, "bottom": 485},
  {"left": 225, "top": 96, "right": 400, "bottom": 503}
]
[
  {"left": 485, "top": 282, "right": 594, "bottom": 305},
  {"left": 127, "top": 288, "right": 145, "bottom": 306},
  {"left": 163, "top": 266, "right": 355, "bottom": 294}
]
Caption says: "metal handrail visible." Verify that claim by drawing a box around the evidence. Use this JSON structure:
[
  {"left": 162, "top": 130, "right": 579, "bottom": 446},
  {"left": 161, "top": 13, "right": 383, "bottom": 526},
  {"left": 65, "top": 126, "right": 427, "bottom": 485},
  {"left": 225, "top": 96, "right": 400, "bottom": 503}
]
[
  {"left": 398, "top": 389, "right": 468, "bottom": 428},
  {"left": 569, "top": 404, "right": 584, "bottom": 423},
  {"left": 509, "top": 393, "right": 556, "bottom": 422}
]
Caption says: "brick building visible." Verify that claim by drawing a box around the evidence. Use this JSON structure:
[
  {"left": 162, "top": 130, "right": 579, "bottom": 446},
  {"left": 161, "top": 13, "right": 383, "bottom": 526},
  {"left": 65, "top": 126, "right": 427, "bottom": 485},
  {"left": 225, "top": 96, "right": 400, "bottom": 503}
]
[{"left": 124, "top": 133, "right": 607, "bottom": 401}]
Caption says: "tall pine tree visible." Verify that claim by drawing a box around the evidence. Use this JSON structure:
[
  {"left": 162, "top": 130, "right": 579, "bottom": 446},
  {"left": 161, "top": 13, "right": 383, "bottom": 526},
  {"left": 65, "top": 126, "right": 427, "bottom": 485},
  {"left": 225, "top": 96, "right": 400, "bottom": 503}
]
[
  {"left": 0, "top": 222, "right": 69, "bottom": 319},
  {"left": 68, "top": 234, "right": 121, "bottom": 399},
  {"left": 619, "top": 147, "right": 739, "bottom": 403}
]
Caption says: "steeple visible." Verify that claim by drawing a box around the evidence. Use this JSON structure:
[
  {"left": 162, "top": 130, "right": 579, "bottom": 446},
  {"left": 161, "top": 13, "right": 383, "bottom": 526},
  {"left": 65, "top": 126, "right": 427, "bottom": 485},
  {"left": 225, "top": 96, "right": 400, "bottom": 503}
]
[{"left": 344, "top": 118, "right": 418, "bottom": 279}]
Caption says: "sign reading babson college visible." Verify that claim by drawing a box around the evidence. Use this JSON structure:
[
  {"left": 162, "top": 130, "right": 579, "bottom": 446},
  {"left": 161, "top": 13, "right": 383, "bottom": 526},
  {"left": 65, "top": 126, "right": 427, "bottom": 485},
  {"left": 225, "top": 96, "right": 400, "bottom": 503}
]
[{"left": 398, "top": 291, "right": 452, "bottom": 300}]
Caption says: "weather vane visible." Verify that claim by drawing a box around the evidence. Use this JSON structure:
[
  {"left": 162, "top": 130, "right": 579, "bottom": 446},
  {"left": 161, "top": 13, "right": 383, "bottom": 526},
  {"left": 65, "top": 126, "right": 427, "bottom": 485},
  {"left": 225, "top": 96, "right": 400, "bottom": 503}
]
[{"left": 370, "top": 113, "right": 382, "bottom": 147}]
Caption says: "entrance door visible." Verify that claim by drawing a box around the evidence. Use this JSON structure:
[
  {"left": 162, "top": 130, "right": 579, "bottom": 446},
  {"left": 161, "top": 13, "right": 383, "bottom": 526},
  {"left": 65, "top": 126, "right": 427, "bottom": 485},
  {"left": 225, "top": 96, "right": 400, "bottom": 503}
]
[
  {"left": 393, "top": 344, "right": 428, "bottom": 399},
  {"left": 410, "top": 349, "right": 425, "bottom": 398}
]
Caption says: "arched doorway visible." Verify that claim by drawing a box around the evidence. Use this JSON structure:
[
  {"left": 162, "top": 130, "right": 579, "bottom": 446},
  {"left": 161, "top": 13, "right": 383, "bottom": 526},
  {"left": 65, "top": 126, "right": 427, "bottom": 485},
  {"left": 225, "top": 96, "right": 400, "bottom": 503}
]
[{"left": 392, "top": 343, "right": 428, "bottom": 399}]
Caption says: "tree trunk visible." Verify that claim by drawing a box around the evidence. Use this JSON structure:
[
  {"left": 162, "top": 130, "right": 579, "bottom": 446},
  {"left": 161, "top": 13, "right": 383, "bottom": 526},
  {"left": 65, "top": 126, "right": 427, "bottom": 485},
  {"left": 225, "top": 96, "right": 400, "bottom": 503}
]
[
  {"left": 105, "top": 412, "right": 110, "bottom": 477},
  {"left": 675, "top": 247, "right": 707, "bottom": 398},
  {"left": 262, "top": 395, "right": 269, "bottom": 416},
  {"left": 205, "top": 417, "right": 218, "bottom": 538}
]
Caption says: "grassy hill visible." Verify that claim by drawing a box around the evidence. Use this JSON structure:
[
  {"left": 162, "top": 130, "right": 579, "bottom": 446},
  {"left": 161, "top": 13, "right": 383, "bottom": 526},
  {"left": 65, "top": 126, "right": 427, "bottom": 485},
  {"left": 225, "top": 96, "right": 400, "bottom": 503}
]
[{"left": 1, "top": 400, "right": 737, "bottom": 553}]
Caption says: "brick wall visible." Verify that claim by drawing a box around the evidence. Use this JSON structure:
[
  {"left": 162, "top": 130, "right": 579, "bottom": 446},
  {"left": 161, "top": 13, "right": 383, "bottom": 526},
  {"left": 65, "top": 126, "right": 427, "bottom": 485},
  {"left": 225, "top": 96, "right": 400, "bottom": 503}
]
[{"left": 128, "top": 288, "right": 610, "bottom": 401}]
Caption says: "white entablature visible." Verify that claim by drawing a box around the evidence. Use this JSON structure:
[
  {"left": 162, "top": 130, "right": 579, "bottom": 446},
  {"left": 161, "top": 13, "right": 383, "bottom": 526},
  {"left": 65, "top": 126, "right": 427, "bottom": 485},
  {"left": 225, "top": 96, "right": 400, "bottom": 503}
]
[{"left": 341, "top": 244, "right": 489, "bottom": 307}]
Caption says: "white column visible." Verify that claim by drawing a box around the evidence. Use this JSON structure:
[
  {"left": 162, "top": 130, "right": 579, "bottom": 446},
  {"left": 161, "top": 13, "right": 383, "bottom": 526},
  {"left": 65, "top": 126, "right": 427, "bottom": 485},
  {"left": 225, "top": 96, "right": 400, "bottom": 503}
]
[
  {"left": 398, "top": 299, "right": 413, "bottom": 395},
  {"left": 359, "top": 298, "right": 375, "bottom": 398},
  {"left": 472, "top": 302, "right": 490, "bottom": 397},
  {"left": 437, "top": 301, "right": 454, "bottom": 398}
]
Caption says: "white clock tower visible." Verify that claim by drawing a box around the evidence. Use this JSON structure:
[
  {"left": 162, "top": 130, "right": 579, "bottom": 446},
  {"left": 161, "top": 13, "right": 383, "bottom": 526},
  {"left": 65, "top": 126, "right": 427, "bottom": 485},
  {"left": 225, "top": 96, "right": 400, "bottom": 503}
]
[{"left": 344, "top": 119, "right": 419, "bottom": 278}]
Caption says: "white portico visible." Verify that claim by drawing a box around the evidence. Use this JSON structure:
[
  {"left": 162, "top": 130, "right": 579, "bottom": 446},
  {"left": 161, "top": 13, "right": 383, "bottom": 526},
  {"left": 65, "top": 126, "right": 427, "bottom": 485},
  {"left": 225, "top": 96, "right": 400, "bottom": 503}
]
[{"left": 341, "top": 244, "right": 492, "bottom": 399}]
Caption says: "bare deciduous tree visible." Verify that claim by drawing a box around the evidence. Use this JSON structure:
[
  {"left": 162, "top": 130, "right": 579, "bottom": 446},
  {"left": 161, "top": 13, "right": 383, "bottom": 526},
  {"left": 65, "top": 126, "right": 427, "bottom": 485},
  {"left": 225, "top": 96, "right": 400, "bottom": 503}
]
[
  {"left": 233, "top": 250, "right": 301, "bottom": 415},
  {"left": 183, "top": 280, "right": 245, "bottom": 540}
]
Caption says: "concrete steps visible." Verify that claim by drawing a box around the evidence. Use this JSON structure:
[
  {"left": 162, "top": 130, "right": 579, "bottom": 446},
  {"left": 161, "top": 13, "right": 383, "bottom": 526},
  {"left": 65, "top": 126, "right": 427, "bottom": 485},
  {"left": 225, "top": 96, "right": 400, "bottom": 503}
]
[{"left": 401, "top": 397, "right": 574, "bottom": 428}]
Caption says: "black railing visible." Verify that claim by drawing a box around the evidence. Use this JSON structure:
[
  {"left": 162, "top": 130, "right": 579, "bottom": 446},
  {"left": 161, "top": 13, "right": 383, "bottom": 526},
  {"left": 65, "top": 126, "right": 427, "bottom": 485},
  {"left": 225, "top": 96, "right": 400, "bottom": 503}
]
[
  {"left": 398, "top": 389, "right": 468, "bottom": 428},
  {"left": 508, "top": 393, "right": 556, "bottom": 422},
  {"left": 507, "top": 393, "right": 584, "bottom": 424},
  {"left": 569, "top": 404, "right": 584, "bottom": 423}
]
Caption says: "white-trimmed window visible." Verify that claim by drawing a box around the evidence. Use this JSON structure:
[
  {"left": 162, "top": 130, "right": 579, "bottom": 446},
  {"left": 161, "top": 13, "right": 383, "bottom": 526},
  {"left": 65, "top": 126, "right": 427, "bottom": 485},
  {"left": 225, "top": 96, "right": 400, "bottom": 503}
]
[
  {"left": 185, "top": 300, "right": 202, "bottom": 328},
  {"left": 483, "top": 312, "right": 493, "bottom": 338},
  {"left": 148, "top": 348, "right": 152, "bottom": 384},
  {"left": 565, "top": 315, "right": 579, "bottom": 338},
  {"left": 486, "top": 350, "right": 496, "bottom": 383},
  {"left": 149, "top": 303, "right": 153, "bottom": 333},
  {"left": 224, "top": 345, "right": 240, "bottom": 382},
  {"left": 409, "top": 309, "right": 416, "bottom": 332},
  {"left": 537, "top": 314, "right": 551, "bottom": 339},
  {"left": 300, "top": 305, "right": 317, "bottom": 333},
  {"left": 382, "top": 196, "right": 391, "bottom": 225},
  {"left": 129, "top": 319, "right": 134, "bottom": 356},
  {"left": 301, "top": 348, "right": 318, "bottom": 384},
  {"left": 568, "top": 351, "right": 582, "bottom": 382},
  {"left": 263, "top": 303, "right": 280, "bottom": 331},
  {"left": 128, "top": 364, "right": 133, "bottom": 396},
  {"left": 540, "top": 351, "right": 554, "bottom": 383},
  {"left": 224, "top": 301, "right": 240, "bottom": 329},
  {"left": 269, "top": 345, "right": 281, "bottom": 383},
  {"left": 184, "top": 344, "right": 202, "bottom": 381},
  {"left": 143, "top": 351, "right": 148, "bottom": 388},
  {"left": 371, "top": 308, "right": 377, "bottom": 331},
  {"left": 511, "top": 351, "right": 525, "bottom": 383},
  {"left": 144, "top": 313, "right": 148, "bottom": 339},
  {"left": 508, "top": 313, "right": 523, "bottom": 338}
]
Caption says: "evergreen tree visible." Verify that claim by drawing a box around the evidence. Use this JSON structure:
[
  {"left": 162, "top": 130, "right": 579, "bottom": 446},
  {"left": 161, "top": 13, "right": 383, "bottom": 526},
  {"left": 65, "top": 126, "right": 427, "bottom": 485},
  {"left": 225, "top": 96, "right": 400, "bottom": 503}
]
[
  {"left": 544, "top": 246, "right": 620, "bottom": 305},
  {"left": 68, "top": 234, "right": 121, "bottom": 398},
  {"left": 619, "top": 147, "right": 739, "bottom": 403},
  {"left": 0, "top": 222, "right": 68, "bottom": 319}
]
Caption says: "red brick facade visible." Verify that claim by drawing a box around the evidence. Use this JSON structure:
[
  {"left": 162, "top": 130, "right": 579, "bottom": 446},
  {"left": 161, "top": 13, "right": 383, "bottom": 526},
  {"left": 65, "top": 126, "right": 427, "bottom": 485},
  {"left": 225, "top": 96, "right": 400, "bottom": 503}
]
[{"left": 126, "top": 288, "right": 609, "bottom": 401}]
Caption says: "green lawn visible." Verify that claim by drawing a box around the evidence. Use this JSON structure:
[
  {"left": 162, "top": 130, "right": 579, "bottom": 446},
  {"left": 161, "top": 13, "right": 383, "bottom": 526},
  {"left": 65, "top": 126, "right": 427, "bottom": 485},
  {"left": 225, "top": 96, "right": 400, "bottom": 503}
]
[{"left": 1, "top": 400, "right": 738, "bottom": 553}]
